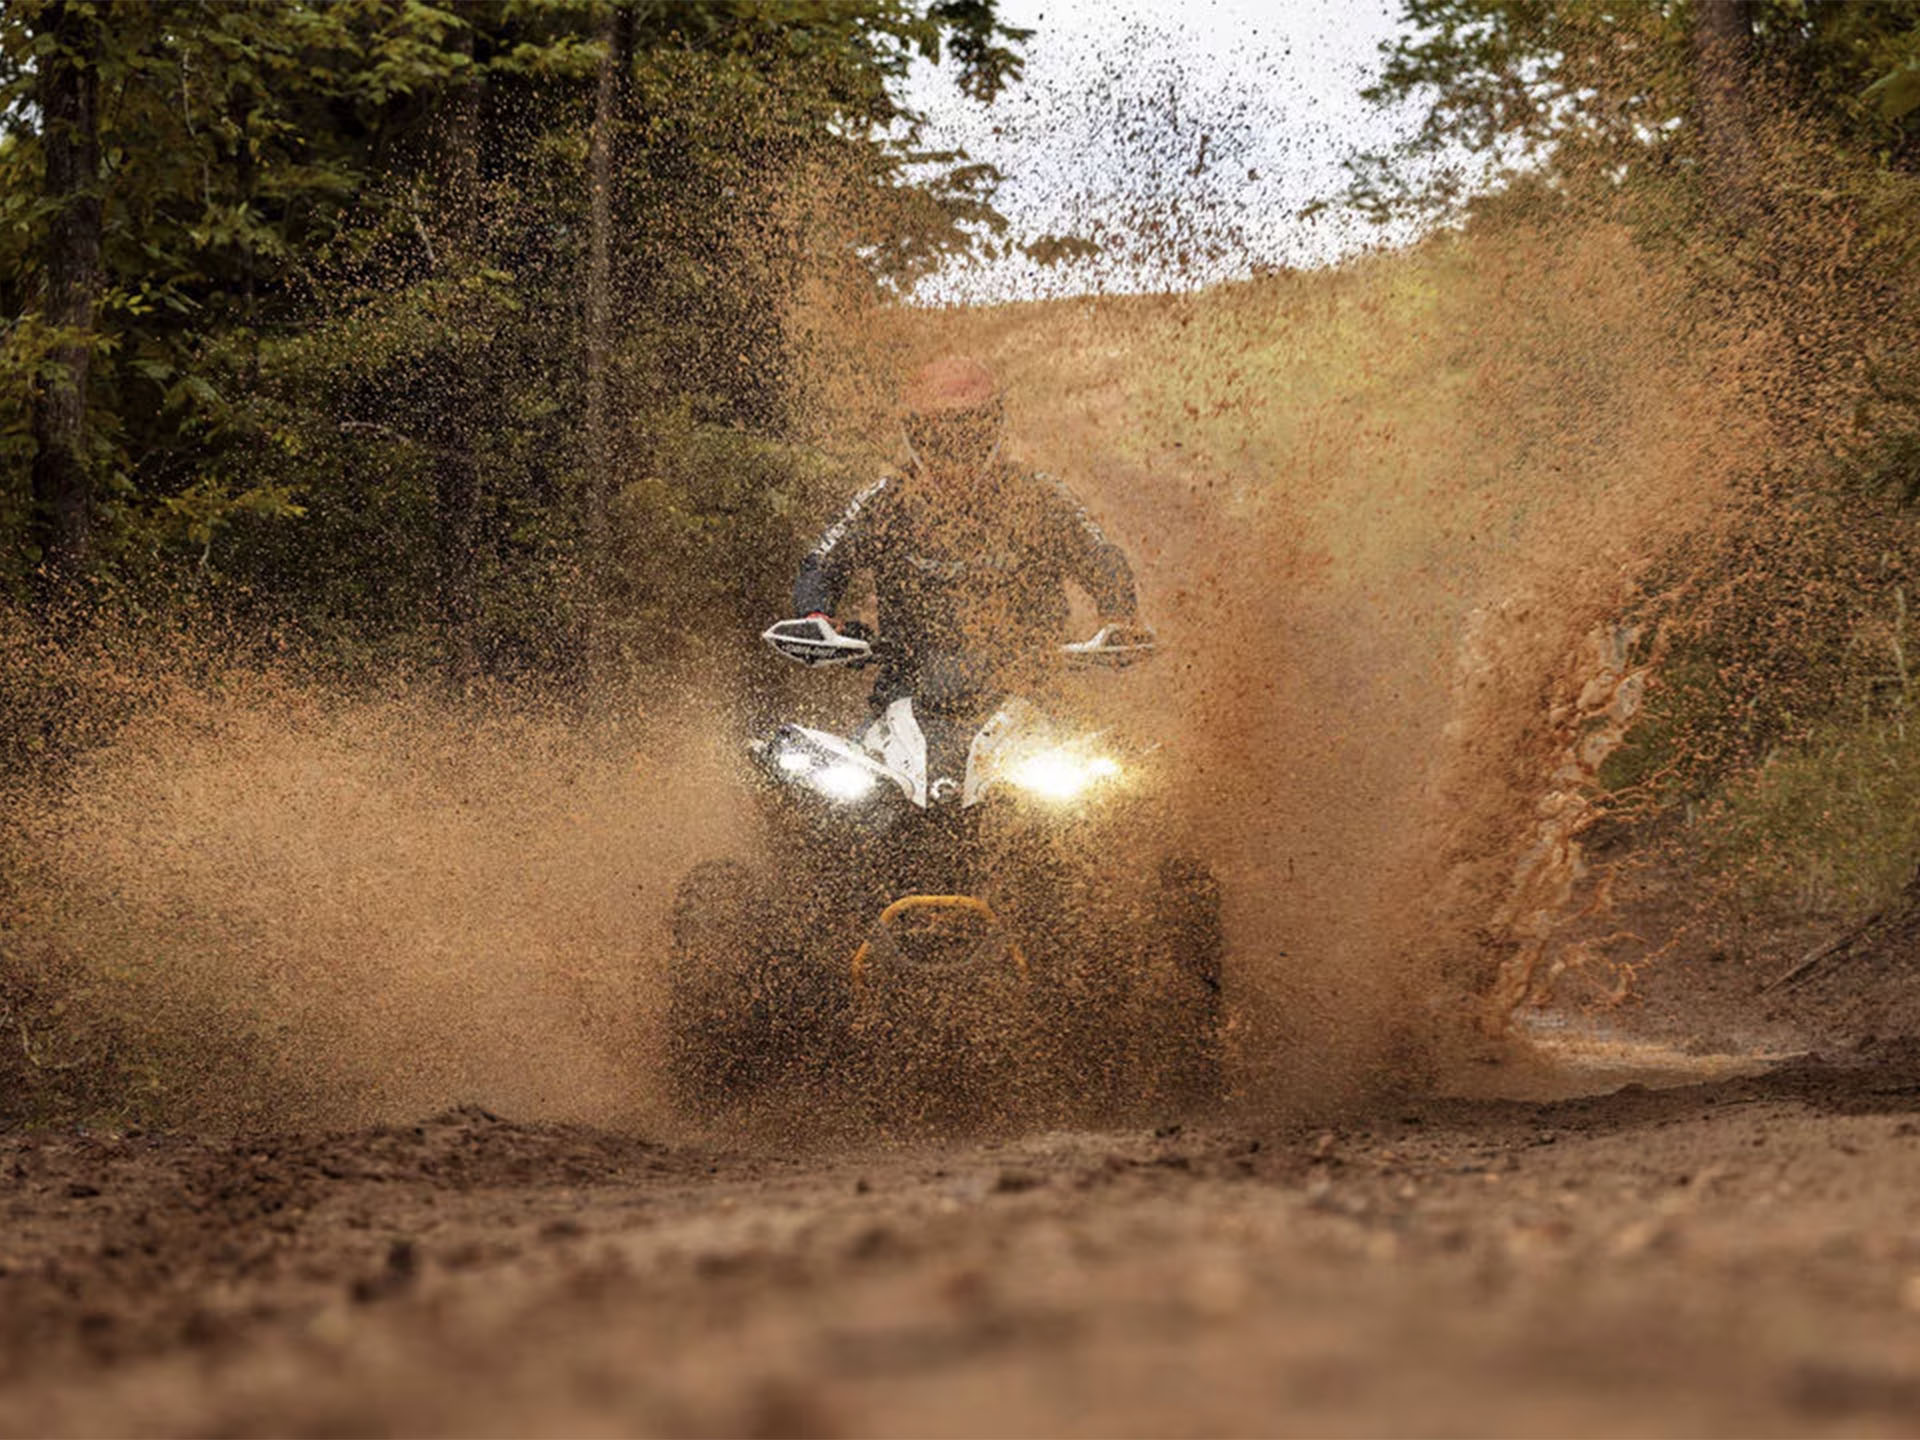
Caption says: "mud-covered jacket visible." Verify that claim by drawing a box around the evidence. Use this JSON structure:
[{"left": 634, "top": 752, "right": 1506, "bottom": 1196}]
[{"left": 793, "top": 465, "right": 1138, "bottom": 695}]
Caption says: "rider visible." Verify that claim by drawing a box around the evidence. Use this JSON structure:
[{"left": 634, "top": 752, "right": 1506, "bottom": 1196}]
[{"left": 790, "top": 355, "right": 1145, "bottom": 706}]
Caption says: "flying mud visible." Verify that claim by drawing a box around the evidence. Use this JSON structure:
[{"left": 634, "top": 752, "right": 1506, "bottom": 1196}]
[{"left": 6, "top": 224, "right": 1919, "bottom": 1435}]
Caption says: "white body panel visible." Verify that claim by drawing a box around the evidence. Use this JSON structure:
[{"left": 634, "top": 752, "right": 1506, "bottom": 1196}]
[
  {"left": 761, "top": 627, "right": 1149, "bottom": 810},
  {"left": 961, "top": 698, "right": 1050, "bottom": 807},
  {"left": 784, "top": 696, "right": 1063, "bottom": 811},
  {"left": 860, "top": 699, "right": 930, "bottom": 808}
]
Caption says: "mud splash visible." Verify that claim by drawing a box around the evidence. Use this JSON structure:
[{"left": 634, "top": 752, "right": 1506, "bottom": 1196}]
[
  {"left": 912, "top": 218, "right": 1763, "bottom": 1107},
  {"left": 1, "top": 221, "right": 1771, "bottom": 1132},
  {"left": 2, "top": 672, "right": 753, "bottom": 1130},
  {"left": 0, "top": 204, "right": 1851, "bottom": 1132}
]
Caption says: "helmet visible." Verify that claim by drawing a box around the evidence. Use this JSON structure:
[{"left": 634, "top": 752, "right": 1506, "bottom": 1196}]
[{"left": 901, "top": 355, "right": 1004, "bottom": 476}]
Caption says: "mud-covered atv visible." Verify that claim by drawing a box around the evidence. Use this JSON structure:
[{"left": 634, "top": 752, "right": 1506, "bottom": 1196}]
[{"left": 665, "top": 618, "right": 1225, "bottom": 1128}]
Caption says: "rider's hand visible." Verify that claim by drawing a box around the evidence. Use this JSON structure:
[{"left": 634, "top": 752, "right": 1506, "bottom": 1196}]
[{"left": 1064, "top": 622, "right": 1156, "bottom": 668}]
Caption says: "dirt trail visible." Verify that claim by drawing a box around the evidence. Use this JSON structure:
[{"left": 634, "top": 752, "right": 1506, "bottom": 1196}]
[{"left": 5, "top": 1046, "right": 1920, "bottom": 1438}]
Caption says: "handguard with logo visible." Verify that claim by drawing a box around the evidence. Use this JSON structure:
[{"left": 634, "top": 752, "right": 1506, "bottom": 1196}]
[
  {"left": 1060, "top": 623, "right": 1157, "bottom": 668},
  {"left": 762, "top": 616, "right": 875, "bottom": 668}
]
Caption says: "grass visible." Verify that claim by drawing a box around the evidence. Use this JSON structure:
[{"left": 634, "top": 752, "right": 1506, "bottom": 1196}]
[{"left": 1700, "top": 706, "right": 1920, "bottom": 924}]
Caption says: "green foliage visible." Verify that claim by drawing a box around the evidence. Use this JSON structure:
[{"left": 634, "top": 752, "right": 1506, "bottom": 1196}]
[
  {"left": 1701, "top": 704, "right": 1920, "bottom": 922},
  {"left": 1347, "top": 0, "right": 1680, "bottom": 220},
  {"left": 0, "top": 0, "right": 1027, "bottom": 670},
  {"left": 1352, "top": 0, "right": 1920, "bottom": 219},
  {"left": 1353, "top": 2, "right": 1920, "bottom": 926}
]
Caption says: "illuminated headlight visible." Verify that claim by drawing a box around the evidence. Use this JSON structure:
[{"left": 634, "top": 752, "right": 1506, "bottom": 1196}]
[
  {"left": 813, "top": 760, "right": 878, "bottom": 802},
  {"left": 1007, "top": 748, "right": 1123, "bottom": 802},
  {"left": 771, "top": 741, "right": 880, "bottom": 804}
]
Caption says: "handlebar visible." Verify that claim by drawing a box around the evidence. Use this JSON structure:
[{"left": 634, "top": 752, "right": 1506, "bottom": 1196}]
[
  {"left": 1061, "top": 624, "right": 1157, "bottom": 669},
  {"left": 761, "top": 617, "right": 1156, "bottom": 670},
  {"left": 760, "top": 617, "right": 875, "bottom": 668}
]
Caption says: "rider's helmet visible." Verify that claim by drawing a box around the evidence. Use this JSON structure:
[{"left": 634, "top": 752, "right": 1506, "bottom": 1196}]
[{"left": 900, "top": 355, "right": 1004, "bottom": 480}]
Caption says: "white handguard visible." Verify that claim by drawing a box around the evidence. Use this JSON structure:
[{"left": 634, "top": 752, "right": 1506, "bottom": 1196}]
[
  {"left": 762, "top": 616, "right": 874, "bottom": 668},
  {"left": 1061, "top": 623, "right": 1157, "bottom": 669}
]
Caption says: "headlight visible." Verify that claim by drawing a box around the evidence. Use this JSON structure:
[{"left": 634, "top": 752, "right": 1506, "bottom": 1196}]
[
  {"left": 1006, "top": 748, "right": 1123, "bottom": 802},
  {"left": 813, "top": 760, "right": 878, "bottom": 802},
  {"left": 770, "top": 739, "right": 881, "bottom": 804}
]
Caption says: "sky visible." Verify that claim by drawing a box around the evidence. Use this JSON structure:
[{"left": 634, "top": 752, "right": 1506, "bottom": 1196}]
[{"left": 902, "top": 0, "right": 1432, "bottom": 303}]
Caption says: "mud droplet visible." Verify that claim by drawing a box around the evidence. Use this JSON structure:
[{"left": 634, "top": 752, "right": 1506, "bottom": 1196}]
[{"left": 1899, "top": 1272, "right": 1920, "bottom": 1313}]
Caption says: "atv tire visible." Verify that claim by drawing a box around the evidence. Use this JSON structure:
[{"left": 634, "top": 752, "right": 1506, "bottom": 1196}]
[
  {"left": 1146, "top": 855, "right": 1226, "bottom": 1111},
  {"left": 664, "top": 859, "right": 851, "bottom": 1114},
  {"left": 664, "top": 859, "right": 775, "bottom": 1112}
]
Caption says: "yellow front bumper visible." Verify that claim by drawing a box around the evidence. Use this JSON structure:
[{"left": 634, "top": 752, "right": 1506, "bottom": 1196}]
[{"left": 849, "top": 894, "right": 1030, "bottom": 981}]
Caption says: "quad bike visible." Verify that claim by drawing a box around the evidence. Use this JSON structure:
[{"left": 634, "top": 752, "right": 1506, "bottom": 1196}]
[{"left": 664, "top": 617, "right": 1225, "bottom": 1129}]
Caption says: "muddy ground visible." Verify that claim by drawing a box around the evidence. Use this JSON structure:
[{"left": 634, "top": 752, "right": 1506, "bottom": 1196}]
[{"left": 5, "top": 1027, "right": 1920, "bottom": 1438}]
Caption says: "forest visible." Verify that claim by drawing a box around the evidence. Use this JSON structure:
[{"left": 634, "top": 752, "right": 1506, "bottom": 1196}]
[
  {"left": 8, "top": 1, "right": 1920, "bottom": 708},
  {"left": 2, "top": 0, "right": 1025, "bottom": 688}
]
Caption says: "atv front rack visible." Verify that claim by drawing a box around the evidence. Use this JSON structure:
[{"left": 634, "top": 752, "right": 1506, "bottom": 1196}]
[{"left": 849, "top": 894, "right": 1030, "bottom": 982}]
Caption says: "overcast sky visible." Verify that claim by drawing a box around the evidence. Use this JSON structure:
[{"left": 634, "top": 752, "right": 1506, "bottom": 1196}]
[{"left": 903, "top": 0, "right": 1430, "bottom": 303}]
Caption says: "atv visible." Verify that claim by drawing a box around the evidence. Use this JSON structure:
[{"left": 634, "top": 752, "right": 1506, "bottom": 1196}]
[{"left": 664, "top": 617, "right": 1225, "bottom": 1129}]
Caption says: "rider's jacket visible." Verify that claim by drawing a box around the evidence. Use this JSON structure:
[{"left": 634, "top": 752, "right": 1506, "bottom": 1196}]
[{"left": 793, "top": 464, "right": 1138, "bottom": 699}]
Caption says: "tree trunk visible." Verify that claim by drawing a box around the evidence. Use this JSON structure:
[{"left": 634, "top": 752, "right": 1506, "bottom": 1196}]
[
  {"left": 434, "top": 436, "right": 480, "bottom": 683},
  {"left": 433, "top": 24, "right": 483, "bottom": 686},
  {"left": 582, "top": 1, "right": 634, "bottom": 678},
  {"left": 232, "top": 80, "right": 260, "bottom": 385},
  {"left": 29, "top": 0, "right": 103, "bottom": 611},
  {"left": 1692, "top": 0, "right": 1757, "bottom": 221}
]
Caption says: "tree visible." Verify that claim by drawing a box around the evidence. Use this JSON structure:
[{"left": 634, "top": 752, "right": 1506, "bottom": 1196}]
[
  {"left": 430, "top": 14, "right": 483, "bottom": 685},
  {"left": 1691, "top": 0, "right": 1757, "bottom": 215},
  {"left": 582, "top": 0, "right": 636, "bottom": 673},
  {"left": 25, "top": 0, "right": 102, "bottom": 605},
  {"left": 1349, "top": 0, "right": 1920, "bottom": 224}
]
